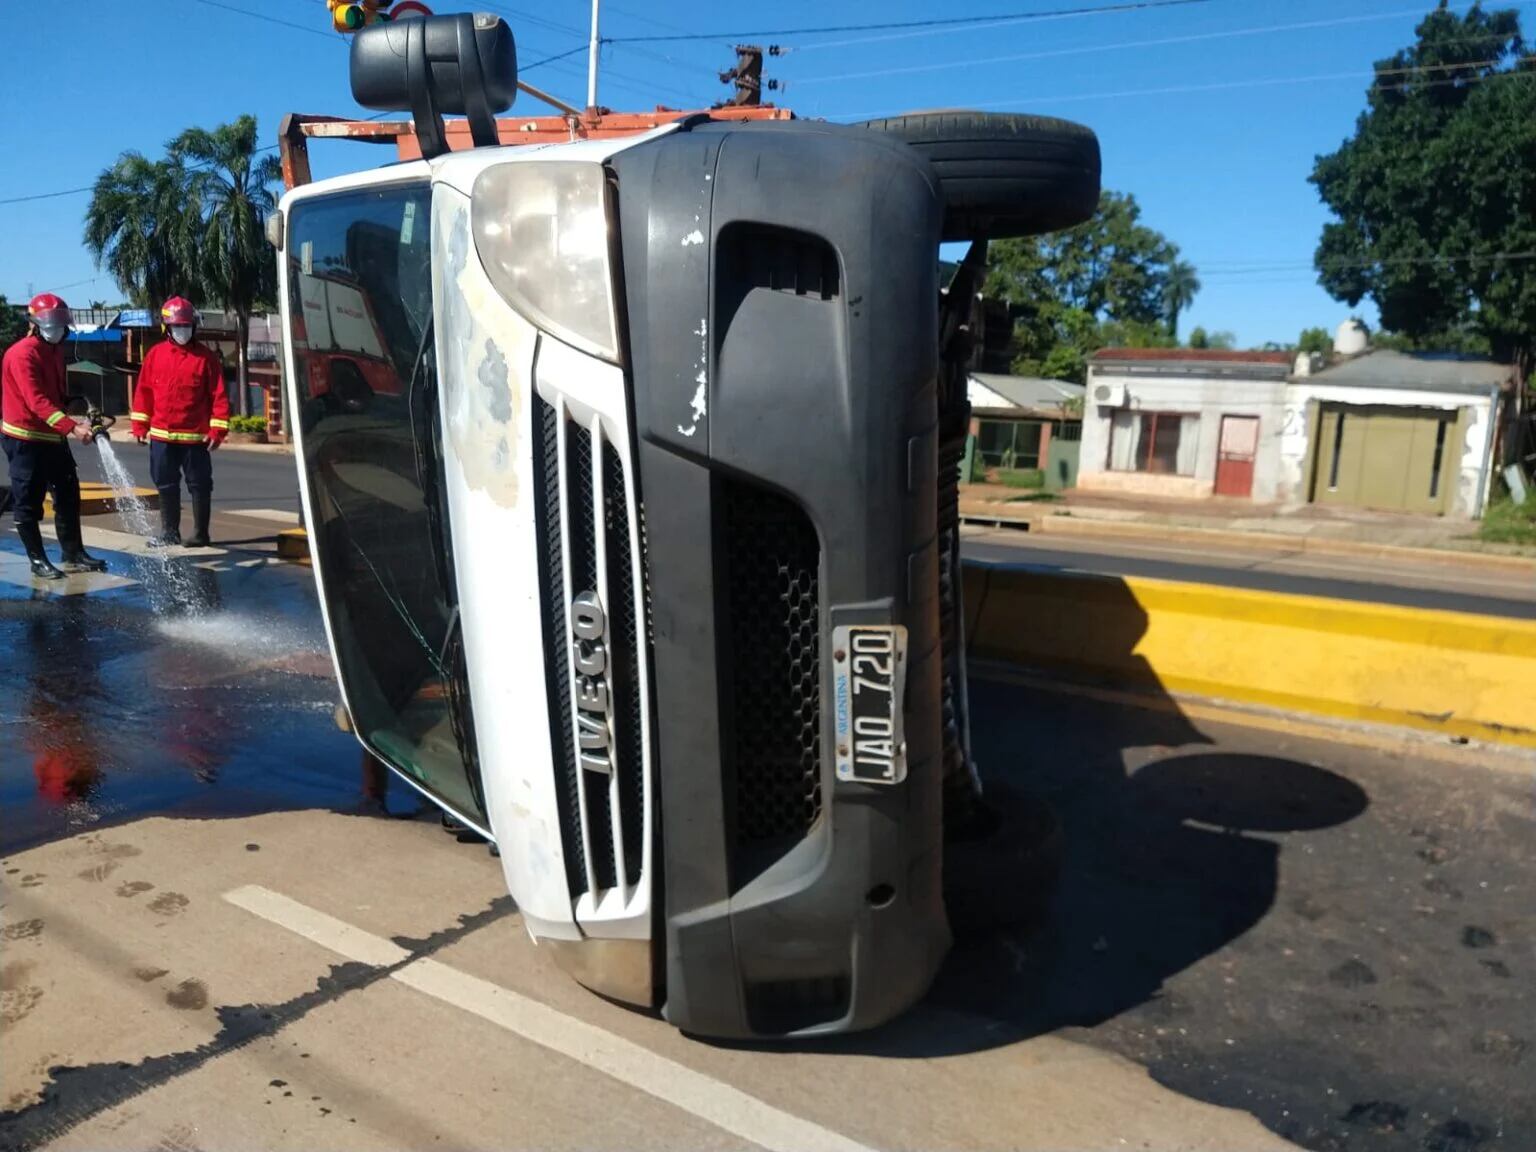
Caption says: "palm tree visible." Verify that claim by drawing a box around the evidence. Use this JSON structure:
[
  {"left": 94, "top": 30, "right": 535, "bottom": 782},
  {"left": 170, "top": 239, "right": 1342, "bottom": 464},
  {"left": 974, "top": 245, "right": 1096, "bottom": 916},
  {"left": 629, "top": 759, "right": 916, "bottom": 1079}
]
[
  {"left": 1164, "top": 258, "right": 1201, "bottom": 341},
  {"left": 172, "top": 116, "right": 282, "bottom": 417},
  {"left": 84, "top": 153, "right": 201, "bottom": 309}
]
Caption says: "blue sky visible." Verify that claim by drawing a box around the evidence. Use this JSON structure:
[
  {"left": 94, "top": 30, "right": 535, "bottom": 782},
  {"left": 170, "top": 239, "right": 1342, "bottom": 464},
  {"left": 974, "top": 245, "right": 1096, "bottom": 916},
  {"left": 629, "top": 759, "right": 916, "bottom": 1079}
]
[{"left": 1, "top": 0, "right": 1524, "bottom": 346}]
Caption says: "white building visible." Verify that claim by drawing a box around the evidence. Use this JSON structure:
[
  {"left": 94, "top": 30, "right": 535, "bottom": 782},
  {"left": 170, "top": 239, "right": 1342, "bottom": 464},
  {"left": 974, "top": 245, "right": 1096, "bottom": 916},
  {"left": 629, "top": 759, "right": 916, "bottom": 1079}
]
[{"left": 1080, "top": 349, "right": 1293, "bottom": 501}]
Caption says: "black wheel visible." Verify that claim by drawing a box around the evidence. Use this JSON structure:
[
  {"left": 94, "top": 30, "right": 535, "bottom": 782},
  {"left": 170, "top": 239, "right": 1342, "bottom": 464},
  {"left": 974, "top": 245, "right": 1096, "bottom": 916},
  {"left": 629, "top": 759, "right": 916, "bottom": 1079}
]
[
  {"left": 944, "top": 783, "right": 1063, "bottom": 937},
  {"left": 859, "top": 111, "right": 1101, "bottom": 241}
]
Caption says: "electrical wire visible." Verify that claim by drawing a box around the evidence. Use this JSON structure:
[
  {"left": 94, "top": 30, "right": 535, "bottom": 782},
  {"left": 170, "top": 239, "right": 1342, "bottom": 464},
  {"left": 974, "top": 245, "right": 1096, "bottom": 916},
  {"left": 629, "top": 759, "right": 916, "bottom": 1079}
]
[
  {"left": 829, "top": 58, "right": 1536, "bottom": 117},
  {"left": 790, "top": 2, "right": 1536, "bottom": 86},
  {"left": 602, "top": 0, "right": 1218, "bottom": 43}
]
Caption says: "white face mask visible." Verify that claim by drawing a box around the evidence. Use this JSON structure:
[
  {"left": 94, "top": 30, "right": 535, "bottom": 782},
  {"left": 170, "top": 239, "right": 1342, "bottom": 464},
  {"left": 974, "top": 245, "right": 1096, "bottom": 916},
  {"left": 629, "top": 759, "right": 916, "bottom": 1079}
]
[
  {"left": 170, "top": 326, "right": 193, "bottom": 347},
  {"left": 38, "top": 324, "right": 68, "bottom": 345}
]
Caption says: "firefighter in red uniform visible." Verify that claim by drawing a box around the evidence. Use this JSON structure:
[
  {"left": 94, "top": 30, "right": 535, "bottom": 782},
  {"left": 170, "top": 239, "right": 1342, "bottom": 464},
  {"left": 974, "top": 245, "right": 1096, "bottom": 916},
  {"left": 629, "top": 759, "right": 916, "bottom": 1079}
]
[
  {"left": 131, "top": 297, "right": 230, "bottom": 547},
  {"left": 1, "top": 293, "right": 109, "bottom": 579}
]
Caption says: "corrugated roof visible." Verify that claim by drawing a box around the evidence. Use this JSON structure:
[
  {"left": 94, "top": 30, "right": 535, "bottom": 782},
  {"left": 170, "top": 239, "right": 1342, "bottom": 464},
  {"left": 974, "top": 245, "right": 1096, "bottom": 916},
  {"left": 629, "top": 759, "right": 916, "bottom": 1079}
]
[
  {"left": 968, "top": 373, "right": 1085, "bottom": 410},
  {"left": 1091, "top": 348, "right": 1293, "bottom": 365},
  {"left": 1304, "top": 349, "right": 1512, "bottom": 393}
]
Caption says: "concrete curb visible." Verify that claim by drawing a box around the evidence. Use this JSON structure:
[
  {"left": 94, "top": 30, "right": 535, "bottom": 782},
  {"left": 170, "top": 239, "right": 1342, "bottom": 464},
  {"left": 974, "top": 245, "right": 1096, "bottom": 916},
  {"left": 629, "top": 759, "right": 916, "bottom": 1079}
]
[
  {"left": 46, "top": 482, "right": 159, "bottom": 517},
  {"left": 962, "top": 560, "right": 1536, "bottom": 750},
  {"left": 960, "top": 503, "right": 1536, "bottom": 572}
]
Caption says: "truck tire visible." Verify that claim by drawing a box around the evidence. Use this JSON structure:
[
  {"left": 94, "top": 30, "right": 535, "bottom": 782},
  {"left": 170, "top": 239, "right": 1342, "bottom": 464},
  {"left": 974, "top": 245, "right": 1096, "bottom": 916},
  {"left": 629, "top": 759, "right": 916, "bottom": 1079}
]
[{"left": 859, "top": 111, "right": 1101, "bottom": 241}]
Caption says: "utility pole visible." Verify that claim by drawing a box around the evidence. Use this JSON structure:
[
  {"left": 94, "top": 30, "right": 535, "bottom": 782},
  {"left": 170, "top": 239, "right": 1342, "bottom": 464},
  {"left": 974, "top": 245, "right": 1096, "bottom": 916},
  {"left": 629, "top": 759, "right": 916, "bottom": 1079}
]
[
  {"left": 718, "top": 45, "right": 780, "bottom": 107},
  {"left": 586, "top": 0, "right": 601, "bottom": 113}
]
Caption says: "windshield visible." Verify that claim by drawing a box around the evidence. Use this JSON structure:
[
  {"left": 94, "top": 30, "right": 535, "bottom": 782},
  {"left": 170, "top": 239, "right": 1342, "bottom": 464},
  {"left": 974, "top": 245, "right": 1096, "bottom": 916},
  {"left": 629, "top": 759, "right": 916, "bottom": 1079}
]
[{"left": 287, "top": 183, "right": 484, "bottom": 823}]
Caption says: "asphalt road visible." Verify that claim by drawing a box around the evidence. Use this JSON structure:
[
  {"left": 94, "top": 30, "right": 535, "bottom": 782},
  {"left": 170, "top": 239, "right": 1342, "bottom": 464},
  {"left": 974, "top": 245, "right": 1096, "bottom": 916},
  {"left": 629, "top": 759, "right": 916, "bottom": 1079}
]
[
  {"left": 1, "top": 529, "right": 1533, "bottom": 1152},
  {"left": 73, "top": 440, "right": 301, "bottom": 515},
  {"left": 963, "top": 526, "right": 1536, "bottom": 619},
  {"left": 71, "top": 442, "right": 1533, "bottom": 616}
]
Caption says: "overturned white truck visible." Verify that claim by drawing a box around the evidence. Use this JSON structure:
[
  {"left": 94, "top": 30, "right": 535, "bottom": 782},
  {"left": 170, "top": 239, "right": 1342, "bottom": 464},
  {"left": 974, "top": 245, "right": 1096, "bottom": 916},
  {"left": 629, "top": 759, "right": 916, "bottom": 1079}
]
[{"left": 274, "top": 13, "right": 1099, "bottom": 1039}]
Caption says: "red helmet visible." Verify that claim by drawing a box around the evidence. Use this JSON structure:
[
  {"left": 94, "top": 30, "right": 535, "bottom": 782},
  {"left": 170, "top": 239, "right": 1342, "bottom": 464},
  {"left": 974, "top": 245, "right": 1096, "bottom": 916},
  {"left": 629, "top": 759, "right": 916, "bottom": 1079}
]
[
  {"left": 28, "top": 293, "right": 71, "bottom": 330},
  {"left": 160, "top": 296, "right": 198, "bottom": 327}
]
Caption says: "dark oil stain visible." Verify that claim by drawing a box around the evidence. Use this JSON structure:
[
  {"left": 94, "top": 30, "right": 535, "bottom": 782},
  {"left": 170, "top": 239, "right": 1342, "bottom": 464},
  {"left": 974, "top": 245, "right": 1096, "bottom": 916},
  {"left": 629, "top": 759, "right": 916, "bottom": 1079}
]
[
  {"left": 1342, "top": 1100, "right": 1408, "bottom": 1131},
  {"left": 97, "top": 844, "right": 142, "bottom": 860},
  {"left": 1, "top": 918, "right": 44, "bottom": 941},
  {"left": 133, "top": 967, "right": 169, "bottom": 983},
  {"left": 268, "top": 1079, "right": 286, "bottom": 1088},
  {"left": 1291, "top": 894, "right": 1327, "bottom": 922},
  {"left": 1461, "top": 925, "right": 1497, "bottom": 949},
  {"left": 319, "top": 1107, "right": 331, "bottom": 1116},
  {"left": 282, "top": 1091, "right": 292, "bottom": 1098},
  {"left": 1328, "top": 958, "right": 1378, "bottom": 988},
  {"left": 1470, "top": 1030, "right": 1528, "bottom": 1065},
  {"left": 19, "top": 874, "right": 44, "bottom": 889},
  {"left": 1424, "top": 1117, "right": 1495, "bottom": 1152},
  {"left": 245, "top": 844, "right": 261, "bottom": 852},
  {"left": 116, "top": 881, "right": 154, "bottom": 898},
  {"left": 1423, "top": 875, "right": 1463, "bottom": 899},
  {"left": 147, "top": 892, "right": 190, "bottom": 917},
  {"left": 0, "top": 896, "right": 514, "bottom": 1152},
  {"left": 165, "top": 979, "right": 208, "bottom": 1011},
  {"left": 76, "top": 862, "right": 119, "bottom": 883},
  {"left": 4, "top": 868, "right": 18, "bottom": 875},
  {"left": 0, "top": 961, "right": 36, "bottom": 992},
  {"left": 1480, "top": 959, "right": 1512, "bottom": 979}
]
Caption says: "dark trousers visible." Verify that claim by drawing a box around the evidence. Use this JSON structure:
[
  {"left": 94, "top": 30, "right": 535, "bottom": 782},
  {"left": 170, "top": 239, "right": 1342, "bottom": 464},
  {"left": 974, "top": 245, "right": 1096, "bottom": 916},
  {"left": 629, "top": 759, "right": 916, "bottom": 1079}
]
[
  {"left": 149, "top": 441, "right": 213, "bottom": 500},
  {"left": 2, "top": 436, "right": 79, "bottom": 530}
]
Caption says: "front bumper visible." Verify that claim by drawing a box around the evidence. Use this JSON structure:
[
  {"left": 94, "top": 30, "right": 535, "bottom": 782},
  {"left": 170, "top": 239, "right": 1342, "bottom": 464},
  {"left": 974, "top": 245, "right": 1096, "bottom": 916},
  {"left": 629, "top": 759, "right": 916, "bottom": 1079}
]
[{"left": 609, "top": 119, "right": 951, "bottom": 1037}]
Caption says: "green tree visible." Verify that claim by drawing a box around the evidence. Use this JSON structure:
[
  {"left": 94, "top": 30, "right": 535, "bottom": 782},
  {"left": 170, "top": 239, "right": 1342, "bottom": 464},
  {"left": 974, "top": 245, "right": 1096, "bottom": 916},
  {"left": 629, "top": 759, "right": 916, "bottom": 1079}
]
[
  {"left": 988, "top": 191, "right": 1185, "bottom": 382},
  {"left": 1164, "top": 258, "right": 1201, "bottom": 339},
  {"left": 1296, "top": 327, "right": 1333, "bottom": 356},
  {"left": 0, "top": 295, "right": 29, "bottom": 354},
  {"left": 1311, "top": 1, "right": 1536, "bottom": 391},
  {"left": 84, "top": 153, "right": 201, "bottom": 309},
  {"left": 1188, "top": 325, "right": 1210, "bottom": 349},
  {"left": 172, "top": 115, "right": 282, "bottom": 417}
]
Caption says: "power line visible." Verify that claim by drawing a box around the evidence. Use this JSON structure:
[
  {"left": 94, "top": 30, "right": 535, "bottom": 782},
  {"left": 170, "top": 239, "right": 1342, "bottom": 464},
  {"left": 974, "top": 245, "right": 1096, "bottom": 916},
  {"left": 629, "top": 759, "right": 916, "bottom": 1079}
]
[
  {"left": 602, "top": 0, "right": 1219, "bottom": 44},
  {"left": 830, "top": 58, "right": 1536, "bottom": 118},
  {"left": 521, "top": 44, "right": 590, "bottom": 71},
  {"left": 0, "top": 186, "right": 95, "bottom": 206},
  {"left": 188, "top": 0, "right": 341, "bottom": 41},
  {"left": 790, "top": 2, "right": 1536, "bottom": 86}
]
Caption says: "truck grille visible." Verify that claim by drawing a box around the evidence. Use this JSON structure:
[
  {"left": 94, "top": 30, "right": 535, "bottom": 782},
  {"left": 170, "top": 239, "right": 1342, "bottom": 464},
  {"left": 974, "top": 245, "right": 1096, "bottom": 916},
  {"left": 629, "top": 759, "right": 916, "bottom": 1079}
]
[
  {"left": 533, "top": 393, "right": 650, "bottom": 898},
  {"left": 720, "top": 481, "right": 823, "bottom": 855}
]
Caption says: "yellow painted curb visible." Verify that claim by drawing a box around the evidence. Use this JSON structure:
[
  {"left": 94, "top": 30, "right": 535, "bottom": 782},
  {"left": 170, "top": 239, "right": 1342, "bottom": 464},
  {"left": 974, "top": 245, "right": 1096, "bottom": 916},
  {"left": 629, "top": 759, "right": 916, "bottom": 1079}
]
[
  {"left": 963, "top": 562, "right": 1536, "bottom": 750},
  {"left": 44, "top": 482, "right": 159, "bottom": 517},
  {"left": 277, "top": 527, "right": 310, "bottom": 564}
]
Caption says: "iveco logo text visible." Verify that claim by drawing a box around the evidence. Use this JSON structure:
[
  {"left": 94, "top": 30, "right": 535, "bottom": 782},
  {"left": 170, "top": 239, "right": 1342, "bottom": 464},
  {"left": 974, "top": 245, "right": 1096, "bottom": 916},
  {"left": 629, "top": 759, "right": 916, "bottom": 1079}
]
[{"left": 571, "top": 592, "right": 613, "bottom": 775}]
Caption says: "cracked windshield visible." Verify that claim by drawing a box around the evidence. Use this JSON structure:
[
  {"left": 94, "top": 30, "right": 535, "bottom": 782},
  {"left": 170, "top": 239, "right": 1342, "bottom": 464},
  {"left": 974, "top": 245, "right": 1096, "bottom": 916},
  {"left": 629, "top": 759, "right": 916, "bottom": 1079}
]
[{"left": 1, "top": 1, "right": 1531, "bottom": 1151}]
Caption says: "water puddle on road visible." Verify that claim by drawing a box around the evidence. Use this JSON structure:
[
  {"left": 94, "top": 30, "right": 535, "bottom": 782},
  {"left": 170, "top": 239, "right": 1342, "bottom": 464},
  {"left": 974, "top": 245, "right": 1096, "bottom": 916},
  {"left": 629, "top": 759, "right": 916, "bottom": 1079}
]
[{"left": 0, "top": 525, "right": 383, "bottom": 855}]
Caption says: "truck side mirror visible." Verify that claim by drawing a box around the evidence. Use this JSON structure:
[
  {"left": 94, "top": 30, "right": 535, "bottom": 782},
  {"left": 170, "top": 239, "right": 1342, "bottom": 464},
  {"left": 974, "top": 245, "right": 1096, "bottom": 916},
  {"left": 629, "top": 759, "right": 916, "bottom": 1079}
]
[{"left": 350, "top": 13, "right": 517, "bottom": 160}]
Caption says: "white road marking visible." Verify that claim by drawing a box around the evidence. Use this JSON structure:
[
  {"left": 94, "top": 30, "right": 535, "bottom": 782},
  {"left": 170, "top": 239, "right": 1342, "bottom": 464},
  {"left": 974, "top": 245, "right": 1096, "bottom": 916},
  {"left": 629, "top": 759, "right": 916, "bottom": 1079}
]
[
  {"left": 224, "top": 885, "right": 410, "bottom": 967},
  {"left": 224, "top": 884, "right": 877, "bottom": 1152}
]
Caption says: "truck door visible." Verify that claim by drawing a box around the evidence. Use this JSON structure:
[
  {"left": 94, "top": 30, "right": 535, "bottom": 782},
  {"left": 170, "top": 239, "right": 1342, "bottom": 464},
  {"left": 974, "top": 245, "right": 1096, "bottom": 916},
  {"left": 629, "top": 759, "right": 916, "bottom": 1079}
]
[{"left": 285, "top": 182, "right": 486, "bottom": 826}]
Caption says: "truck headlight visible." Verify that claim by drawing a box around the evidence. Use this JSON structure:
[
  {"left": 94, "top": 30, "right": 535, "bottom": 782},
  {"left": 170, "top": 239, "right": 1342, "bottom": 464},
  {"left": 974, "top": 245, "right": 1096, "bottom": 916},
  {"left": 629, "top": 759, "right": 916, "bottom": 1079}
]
[{"left": 472, "top": 162, "right": 621, "bottom": 364}]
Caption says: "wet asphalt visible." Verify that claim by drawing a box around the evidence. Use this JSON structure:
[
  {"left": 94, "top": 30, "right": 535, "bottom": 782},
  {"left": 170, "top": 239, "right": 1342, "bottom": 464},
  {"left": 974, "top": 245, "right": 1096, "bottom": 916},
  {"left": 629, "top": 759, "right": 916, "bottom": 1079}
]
[{"left": 0, "top": 529, "right": 1532, "bottom": 1152}]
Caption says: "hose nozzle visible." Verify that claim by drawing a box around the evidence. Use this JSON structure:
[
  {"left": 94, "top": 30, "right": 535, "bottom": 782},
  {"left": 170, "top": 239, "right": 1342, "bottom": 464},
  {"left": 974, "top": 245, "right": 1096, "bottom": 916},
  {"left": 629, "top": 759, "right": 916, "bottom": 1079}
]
[{"left": 85, "top": 405, "right": 115, "bottom": 444}]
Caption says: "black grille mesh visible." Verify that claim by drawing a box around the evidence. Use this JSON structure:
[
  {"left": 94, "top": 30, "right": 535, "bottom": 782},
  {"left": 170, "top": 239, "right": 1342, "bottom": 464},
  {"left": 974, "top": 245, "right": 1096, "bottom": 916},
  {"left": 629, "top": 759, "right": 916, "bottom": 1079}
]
[
  {"left": 534, "top": 395, "right": 586, "bottom": 897},
  {"left": 721, "top": 482, "right": 822, "bottom": 846},
  {"left": 604, "top": 440, "right": 645, "bottom": 888},
  {"left": 533, "top": 397, "right": 651, "bottom": 895}
]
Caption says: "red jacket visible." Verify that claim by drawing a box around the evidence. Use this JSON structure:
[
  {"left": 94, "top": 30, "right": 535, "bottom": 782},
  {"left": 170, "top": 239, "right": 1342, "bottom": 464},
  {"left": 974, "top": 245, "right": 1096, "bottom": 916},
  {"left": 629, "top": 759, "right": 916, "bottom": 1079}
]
[
  {"left": 131, "top": 339, "right": 230, "bottom": 443},
  {"left": 2, "top": 334, "right": 78, "bottom": 443}
]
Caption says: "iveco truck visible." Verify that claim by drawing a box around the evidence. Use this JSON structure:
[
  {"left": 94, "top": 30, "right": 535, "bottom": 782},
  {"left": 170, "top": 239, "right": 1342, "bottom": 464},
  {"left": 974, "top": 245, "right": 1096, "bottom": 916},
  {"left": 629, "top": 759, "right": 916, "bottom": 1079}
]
[{"left": 274, "top": 12, "right": 1100, "bottom": 1039}]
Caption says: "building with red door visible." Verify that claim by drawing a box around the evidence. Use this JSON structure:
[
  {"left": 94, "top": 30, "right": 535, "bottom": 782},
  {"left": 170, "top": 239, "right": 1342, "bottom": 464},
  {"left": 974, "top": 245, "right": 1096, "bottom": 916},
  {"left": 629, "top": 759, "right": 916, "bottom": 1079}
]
[{"left": 1079, "top": 348, "right": 1291, "bottom": 503}]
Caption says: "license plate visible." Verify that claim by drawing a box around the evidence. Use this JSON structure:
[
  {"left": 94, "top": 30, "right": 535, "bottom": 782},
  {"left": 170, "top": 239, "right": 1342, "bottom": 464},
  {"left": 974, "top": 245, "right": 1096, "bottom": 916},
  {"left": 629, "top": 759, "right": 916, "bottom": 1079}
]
[{"left": 833, "top": 625, "right": 908, "bottom": 786}]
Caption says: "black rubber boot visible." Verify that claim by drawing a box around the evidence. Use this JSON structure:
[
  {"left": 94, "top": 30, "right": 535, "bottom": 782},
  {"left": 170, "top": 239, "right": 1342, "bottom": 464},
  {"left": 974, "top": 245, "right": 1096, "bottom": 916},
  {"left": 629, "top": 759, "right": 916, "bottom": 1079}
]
[
  {"left": 18, "top": 522, "right": 65, "bottom": 581},
  {"left": 56, "top": 510, "right": 108, "bottom": 573},
  {"left": 148, "top": 489, "right": 182, "bottom": 548},
  {"left": 184, "top": 494, "right": 212, "bottom": 548}
]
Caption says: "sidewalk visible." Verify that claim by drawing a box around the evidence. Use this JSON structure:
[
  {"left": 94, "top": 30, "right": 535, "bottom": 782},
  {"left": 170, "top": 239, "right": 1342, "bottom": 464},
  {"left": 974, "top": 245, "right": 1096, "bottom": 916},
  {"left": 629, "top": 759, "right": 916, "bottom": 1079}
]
[{"left": 960, "top": 482, "right": 1536, "bottom": 566}]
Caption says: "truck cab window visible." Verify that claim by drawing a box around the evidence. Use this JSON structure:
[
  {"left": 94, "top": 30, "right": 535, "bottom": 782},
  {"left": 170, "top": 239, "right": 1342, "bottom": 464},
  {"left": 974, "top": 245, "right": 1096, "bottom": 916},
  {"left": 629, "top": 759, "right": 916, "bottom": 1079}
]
[{"left": 287, "top": 184, "right": 485, "bottom": 824}]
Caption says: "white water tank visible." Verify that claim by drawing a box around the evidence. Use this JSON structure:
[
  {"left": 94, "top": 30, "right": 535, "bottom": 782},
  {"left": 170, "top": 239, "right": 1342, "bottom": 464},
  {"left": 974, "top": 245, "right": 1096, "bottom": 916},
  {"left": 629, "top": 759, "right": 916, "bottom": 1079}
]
[
  {"left": 1294, "top": 351, "right": 1313, "bottom": 377},
  {"left": 1335, "top": 319, "right": 1369, "bottom": 357}
]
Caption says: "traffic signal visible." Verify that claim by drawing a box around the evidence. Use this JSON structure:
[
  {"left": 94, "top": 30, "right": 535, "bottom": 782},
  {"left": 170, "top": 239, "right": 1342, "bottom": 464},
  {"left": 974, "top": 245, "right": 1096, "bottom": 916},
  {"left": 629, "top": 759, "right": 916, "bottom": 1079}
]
[{"left": 328, "top": 0, "right": 392, "bottom": 33}]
